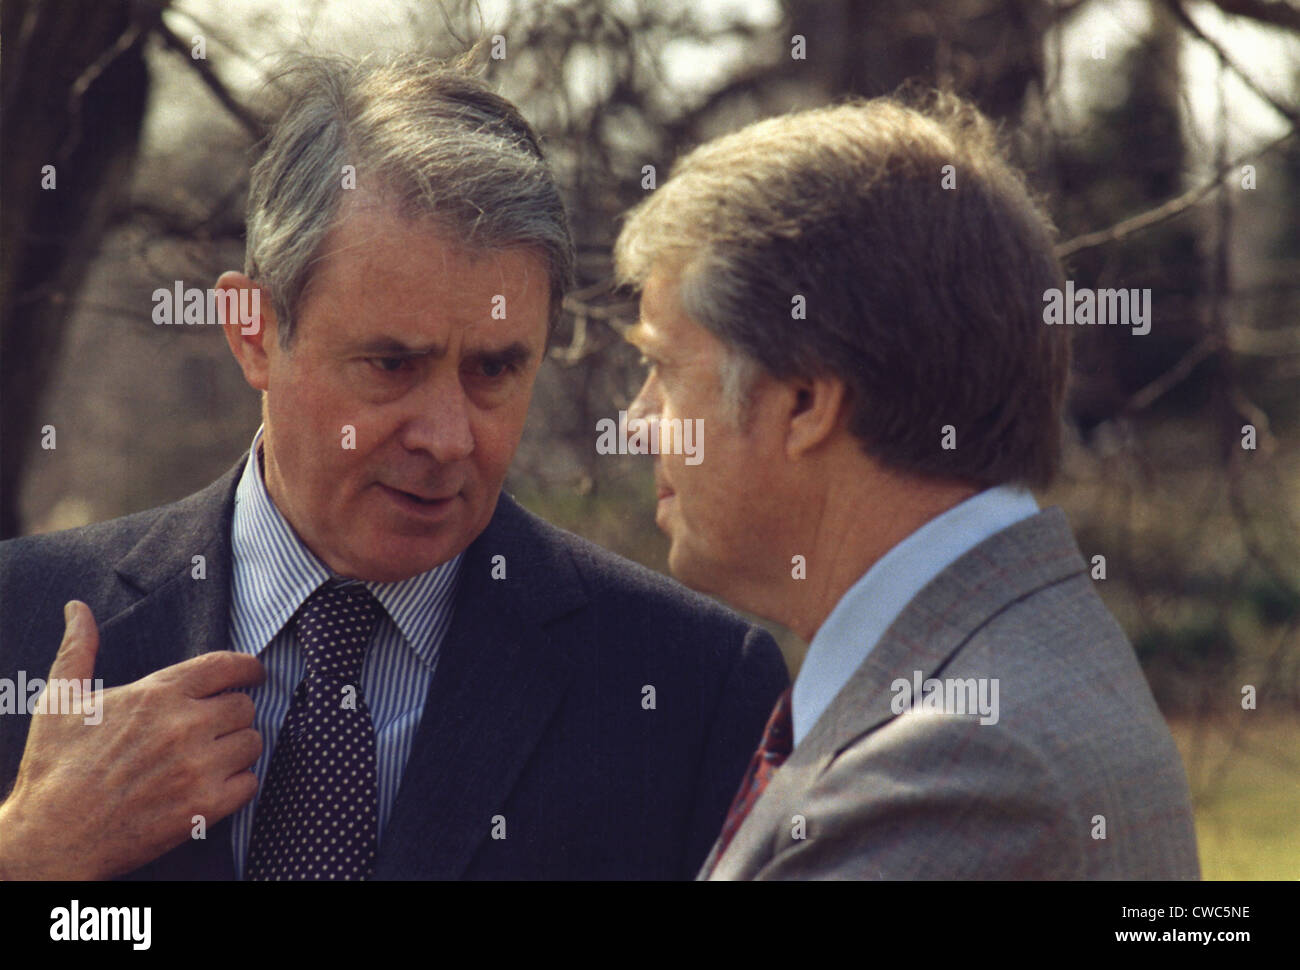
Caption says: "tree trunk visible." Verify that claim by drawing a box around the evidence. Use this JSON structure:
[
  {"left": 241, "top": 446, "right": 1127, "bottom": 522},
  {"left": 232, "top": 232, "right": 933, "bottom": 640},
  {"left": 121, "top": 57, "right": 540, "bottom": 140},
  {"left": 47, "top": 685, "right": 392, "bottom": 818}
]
[{"left": 1, "top": 0, "right": 159, "bottom": 537}]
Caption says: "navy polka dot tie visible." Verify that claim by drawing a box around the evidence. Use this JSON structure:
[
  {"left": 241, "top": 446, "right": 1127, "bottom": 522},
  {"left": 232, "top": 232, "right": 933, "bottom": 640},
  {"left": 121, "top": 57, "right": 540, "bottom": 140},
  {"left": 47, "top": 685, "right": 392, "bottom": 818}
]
[{"left": 247, "top": 580, "right": 381, "bottom": 880}]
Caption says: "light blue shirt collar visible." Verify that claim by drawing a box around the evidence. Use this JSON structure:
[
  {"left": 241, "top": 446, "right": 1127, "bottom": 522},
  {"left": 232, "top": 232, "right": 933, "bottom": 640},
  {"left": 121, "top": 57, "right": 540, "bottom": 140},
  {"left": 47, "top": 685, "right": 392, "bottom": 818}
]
[
  {"left": 229, "top": 426, "right": 463, "bottom": 667},
  {"left": 791, "top": 485, "right": 1039, "bottom": 744}
]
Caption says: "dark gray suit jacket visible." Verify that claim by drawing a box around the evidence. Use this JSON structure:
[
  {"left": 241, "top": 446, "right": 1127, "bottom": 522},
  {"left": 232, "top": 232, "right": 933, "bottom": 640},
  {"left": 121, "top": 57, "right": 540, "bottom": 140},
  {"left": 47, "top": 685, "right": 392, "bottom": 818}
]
[{"left": 0, "top": 460, "right": 789, "bottom": 879}]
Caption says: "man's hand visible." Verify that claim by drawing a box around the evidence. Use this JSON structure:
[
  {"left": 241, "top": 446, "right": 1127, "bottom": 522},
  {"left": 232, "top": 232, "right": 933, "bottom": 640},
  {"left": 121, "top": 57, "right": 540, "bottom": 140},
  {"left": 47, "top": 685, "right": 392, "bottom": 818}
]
[{"left": 0, "top": 601, "right": 265, "bottom": 880}]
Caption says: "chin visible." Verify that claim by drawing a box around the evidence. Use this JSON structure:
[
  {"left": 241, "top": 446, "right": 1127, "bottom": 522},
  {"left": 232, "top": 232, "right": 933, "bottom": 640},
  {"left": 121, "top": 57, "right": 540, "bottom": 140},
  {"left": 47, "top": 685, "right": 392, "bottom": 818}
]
[
  {"left": 666, "top": 545, "right": 715, "bottom": 596},
  {"left": 334, "top": 537, "right": 459, "bottom": 583},
  {"left": 398, "top": 543, "right": 464, "bottom": 577}
]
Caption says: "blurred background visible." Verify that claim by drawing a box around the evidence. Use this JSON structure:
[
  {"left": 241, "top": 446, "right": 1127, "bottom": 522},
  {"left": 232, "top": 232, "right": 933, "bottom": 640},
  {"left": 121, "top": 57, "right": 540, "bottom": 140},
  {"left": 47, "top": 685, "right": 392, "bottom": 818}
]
[{"left": 2, "top": 0, "right": 1297, "bottom": 878}]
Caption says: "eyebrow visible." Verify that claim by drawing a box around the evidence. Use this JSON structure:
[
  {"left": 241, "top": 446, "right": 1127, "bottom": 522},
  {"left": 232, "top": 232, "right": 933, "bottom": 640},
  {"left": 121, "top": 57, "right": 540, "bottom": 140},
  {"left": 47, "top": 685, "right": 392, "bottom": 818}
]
[
  {"left": 354, "top": 337, "right": 439, "bottom": 356},
  {"left": 624, "top": 322, "right": 662, "bottom": 352},
  {"left": 465, "top": 342, "right": 534, "bottom": 369},
  {"left": 354, "top": 337, "right": 535, "bottom": 367}
]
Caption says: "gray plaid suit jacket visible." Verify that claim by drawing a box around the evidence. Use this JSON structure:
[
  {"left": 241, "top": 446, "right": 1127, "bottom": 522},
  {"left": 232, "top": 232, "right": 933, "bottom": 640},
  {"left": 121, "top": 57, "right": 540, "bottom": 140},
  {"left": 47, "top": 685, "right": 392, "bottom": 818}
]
[{"left": 700, "top": 506, "right": 1200, "bottom": 879}]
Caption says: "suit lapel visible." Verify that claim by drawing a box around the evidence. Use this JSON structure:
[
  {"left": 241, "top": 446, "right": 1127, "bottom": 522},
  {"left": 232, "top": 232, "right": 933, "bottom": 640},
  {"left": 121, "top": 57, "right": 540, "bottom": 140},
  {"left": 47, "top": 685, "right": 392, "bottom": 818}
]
[
  {"left": 707, "top": 507, "right": 1087, "bottom": 879},
  {"left": 101, "top": 477, "right": 587, "bottom": 879},
  {"left": 374, "top": 493, "right": 588, "bottom": 879}
]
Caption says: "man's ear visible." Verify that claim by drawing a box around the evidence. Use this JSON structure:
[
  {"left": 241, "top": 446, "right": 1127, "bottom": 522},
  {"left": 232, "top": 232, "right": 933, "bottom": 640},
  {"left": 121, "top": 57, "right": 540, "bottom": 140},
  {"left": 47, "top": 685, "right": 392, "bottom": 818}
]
[
  {"left": 784, "top": 373, "right": 849, "bottom": 461},
  {"left": 217, "top": 271, "right": 277, "bottom": 391}
]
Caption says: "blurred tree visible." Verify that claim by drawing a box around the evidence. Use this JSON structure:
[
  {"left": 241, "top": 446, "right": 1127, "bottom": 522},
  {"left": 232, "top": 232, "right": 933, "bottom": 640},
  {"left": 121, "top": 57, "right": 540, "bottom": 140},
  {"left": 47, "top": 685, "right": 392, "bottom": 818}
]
[
  {"left": 1, "top": 0, "right": 159, "bottom": 538},
  {"left": 1054, "top": 1, "right": 1209, "bottom": 433}
]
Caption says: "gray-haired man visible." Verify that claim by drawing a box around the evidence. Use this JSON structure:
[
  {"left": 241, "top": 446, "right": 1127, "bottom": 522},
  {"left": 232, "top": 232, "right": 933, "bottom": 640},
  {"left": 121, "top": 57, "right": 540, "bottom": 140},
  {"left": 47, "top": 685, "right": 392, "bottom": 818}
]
[{"left": 0, "top": 53, "right": 788, "bottom": 880}]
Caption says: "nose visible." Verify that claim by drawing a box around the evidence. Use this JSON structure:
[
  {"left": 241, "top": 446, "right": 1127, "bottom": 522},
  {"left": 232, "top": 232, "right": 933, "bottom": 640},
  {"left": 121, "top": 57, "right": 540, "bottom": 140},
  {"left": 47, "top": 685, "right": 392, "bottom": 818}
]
[
  {"left": 627, "top": 373, "right": 659, "bottom": 425},
  {"left": 399, "top": 369, "right": 475, "bottom": 463}
]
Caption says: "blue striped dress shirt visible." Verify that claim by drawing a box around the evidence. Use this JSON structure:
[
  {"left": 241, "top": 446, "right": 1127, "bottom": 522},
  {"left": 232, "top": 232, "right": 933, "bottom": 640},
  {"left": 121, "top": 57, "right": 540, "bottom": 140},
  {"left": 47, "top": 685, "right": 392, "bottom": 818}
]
[{"left": 227, "top": 427, "right": 462, "bottom": 879}]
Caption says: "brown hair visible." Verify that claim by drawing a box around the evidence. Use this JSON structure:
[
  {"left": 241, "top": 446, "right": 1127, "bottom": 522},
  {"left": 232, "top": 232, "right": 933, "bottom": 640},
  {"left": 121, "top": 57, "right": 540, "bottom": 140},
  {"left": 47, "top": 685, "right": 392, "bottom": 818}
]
[{"left": 615, "top": 92, "right": 1069, "bottom": 489}]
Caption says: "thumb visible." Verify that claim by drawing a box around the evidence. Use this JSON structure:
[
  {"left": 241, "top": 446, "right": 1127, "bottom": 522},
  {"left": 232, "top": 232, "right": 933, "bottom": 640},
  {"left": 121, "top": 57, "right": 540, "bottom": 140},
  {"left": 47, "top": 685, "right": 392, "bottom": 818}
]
[{"left": 47, "top": 600, "right": 101, "bottom": 684}]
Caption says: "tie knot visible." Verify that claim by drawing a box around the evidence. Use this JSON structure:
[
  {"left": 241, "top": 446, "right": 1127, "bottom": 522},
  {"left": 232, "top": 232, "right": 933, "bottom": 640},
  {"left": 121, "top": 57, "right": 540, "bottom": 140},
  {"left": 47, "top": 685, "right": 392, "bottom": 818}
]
[{"left": 294, "top": 580, "right": 380, "bottom": 683}]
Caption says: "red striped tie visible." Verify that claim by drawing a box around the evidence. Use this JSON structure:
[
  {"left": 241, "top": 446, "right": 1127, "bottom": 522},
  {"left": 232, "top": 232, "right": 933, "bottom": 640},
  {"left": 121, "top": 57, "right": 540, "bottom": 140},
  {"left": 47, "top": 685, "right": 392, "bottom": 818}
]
[{"left": 709, "top": 687, "right": 794, "bottom": 875}]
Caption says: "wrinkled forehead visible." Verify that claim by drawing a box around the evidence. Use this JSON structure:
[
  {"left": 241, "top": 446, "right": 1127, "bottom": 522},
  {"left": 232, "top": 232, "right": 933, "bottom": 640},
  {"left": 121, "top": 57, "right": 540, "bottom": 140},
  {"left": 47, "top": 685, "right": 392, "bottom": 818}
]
[
  {"left": 299, "top": 191, "right": 546, "bottom": 325},
  {"left": 628, "top": 265, "right": 706, "bottom": 341}
]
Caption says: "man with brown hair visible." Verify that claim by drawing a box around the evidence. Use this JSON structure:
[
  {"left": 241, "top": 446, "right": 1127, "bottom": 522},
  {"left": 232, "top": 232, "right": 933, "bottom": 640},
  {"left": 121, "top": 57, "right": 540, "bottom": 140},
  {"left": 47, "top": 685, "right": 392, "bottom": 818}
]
[{"left": 614, "top": 94, "right": 1200, "bottom": 879}]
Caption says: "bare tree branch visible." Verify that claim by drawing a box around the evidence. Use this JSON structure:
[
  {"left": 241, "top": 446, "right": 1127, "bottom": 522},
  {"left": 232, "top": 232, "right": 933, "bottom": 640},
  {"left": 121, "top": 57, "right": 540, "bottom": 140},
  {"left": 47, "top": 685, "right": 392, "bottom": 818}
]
[
  {"left": 1202, "top": 0, "right": 1300, "bottom": 33},
  {"left": 1119, "top": 334, "right": 1223, "bottom": 415},
  {"left": 155, "top": 18, "right": 264, "bottom": 139},
  {"left": 1163, "top": 0, "right": 1300, "bottom": 124},
  {"left": 1055, "top": 125, "right": 1297, "bottom": 258},
  {"left": 58, "top": 21, "right": 146, "bottom": 163},
  {"left": 136, "top": 0, "right": 270, "bottom": 76}
]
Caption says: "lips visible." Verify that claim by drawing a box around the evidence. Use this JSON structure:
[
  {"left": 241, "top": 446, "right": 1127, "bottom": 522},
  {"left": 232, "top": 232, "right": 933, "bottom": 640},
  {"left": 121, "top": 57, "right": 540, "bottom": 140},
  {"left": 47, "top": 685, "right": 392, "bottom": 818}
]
[
  {"left": 377, "top": 482, "right": 460, "bottom": 514},
  {"left": 390, "top": 486, "right": 456, "bottom": 503}
]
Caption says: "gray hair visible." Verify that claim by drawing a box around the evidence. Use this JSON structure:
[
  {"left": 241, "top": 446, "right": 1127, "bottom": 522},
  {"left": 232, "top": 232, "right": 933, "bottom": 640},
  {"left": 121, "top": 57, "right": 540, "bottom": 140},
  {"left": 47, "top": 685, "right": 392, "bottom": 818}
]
[
  {"left": 716, "top": 342, "right": 761, "bottom": 428},
  {"left": 246, "top": 51, "right": 574, "bottom": 346}
]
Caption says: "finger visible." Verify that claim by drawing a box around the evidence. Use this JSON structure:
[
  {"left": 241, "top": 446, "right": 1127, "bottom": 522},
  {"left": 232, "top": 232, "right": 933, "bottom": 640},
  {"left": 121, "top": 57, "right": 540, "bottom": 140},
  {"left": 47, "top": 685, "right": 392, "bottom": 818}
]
[
  {"left": 210, "top": 727, "right": 263, "bottom": 776},
  {"left": 211, "top": 769, "right": 259, "bottom": 821},
  {"left": 191, "top": 766, "right": 259, "bottom": 827},
  {"left": 173, "top": 651, "right": 266, "bottom": 698},
  {"left": 202, "top": 691, "right": 257, "bottom": 738},
  {"left": 46, "top": 601, "right": 100, "bottom": 684}
]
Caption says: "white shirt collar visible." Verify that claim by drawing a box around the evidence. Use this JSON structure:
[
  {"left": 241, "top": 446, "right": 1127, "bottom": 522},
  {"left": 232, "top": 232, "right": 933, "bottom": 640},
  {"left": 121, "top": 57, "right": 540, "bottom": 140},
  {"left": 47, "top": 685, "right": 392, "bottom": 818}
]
[
  {"left": 791, "top": 485, "right": 1040, "bottom": 744},
  {"left": 229, "top": 426, "right": 462, "bottom": 667}
]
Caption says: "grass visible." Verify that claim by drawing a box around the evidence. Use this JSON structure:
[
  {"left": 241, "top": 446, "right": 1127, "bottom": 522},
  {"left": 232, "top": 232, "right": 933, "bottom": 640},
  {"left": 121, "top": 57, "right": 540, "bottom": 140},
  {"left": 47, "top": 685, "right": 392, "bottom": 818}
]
[{"left": 1168, "top": 715, "right": 1300, "bottom": 880}]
